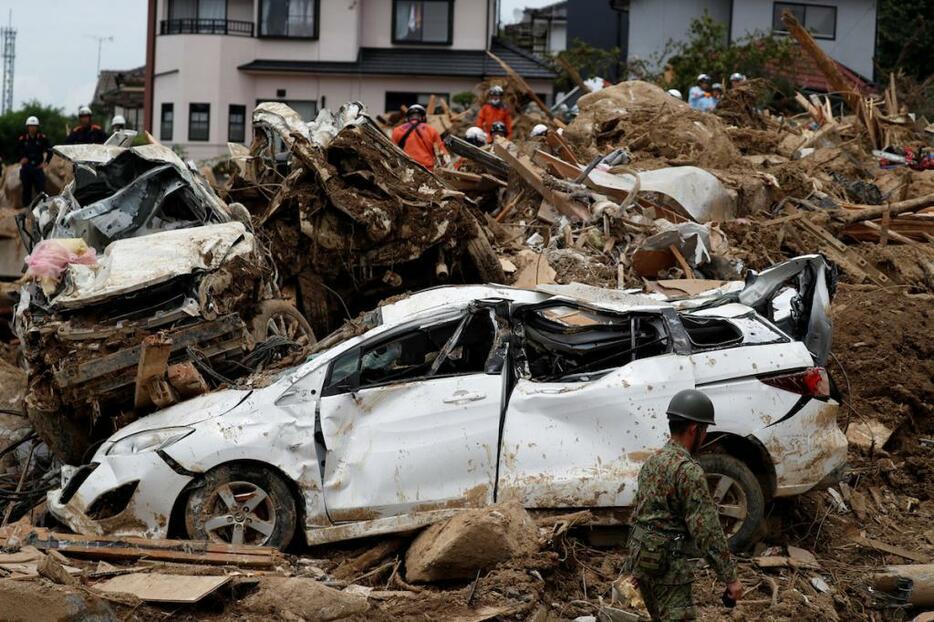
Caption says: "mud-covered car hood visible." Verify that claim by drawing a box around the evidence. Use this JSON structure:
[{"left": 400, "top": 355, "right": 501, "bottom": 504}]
[{"left": 95, "top": 389, "right": 252, "bottom": 458}]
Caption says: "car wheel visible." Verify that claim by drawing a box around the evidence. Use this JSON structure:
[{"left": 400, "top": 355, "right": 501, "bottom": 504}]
[
  {"left": 184, "top": 464, "right": 297, "bottom": 550},
  {"left": 697, "top": 453, "right": 764, "bottom": 552},
  {"left": 251, "top": 300, "right": 316, "bottom": 347}
]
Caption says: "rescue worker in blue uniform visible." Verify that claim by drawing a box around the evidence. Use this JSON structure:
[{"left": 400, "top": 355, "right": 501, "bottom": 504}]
[
  {"left": 16, "top": 116, "right": 52, "bottom": 206},
  {"left": 64, "top": 105, "right": 107, "bottom": 145}
]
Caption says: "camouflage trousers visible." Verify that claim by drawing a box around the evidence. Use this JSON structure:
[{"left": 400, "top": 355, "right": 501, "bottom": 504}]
[{"left": 641, "top": 579, "right": 696, "bottom": 621}]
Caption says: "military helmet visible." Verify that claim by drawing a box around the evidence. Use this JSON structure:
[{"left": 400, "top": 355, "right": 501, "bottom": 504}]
[{"left": 666, "top": 389, "right": 715, "bottom": 425}]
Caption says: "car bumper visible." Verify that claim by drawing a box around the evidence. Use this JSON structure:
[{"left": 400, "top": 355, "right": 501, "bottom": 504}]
[
  {"left": 47, "top": 451, "right": 193, "bottom": 539},
  {"left": 756, "top": 398, "right": 848, "bottom": 497}
]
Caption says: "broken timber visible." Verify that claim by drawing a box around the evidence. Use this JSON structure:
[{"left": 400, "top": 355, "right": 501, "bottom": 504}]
[
  {"left": 795, "top": 218, "right": 892, "bottom": 286},
  {"left": 494, "top": 139, "right": 589, "bottom": 221},
  {"left": 486, "top": 50, "right": 565, "bottom": 127},
  {"left": 25, "top": 529, "right": 284, "bottom": 568},
  {"left": 444, "top": 135, "right": 510, "bottom": 178}
]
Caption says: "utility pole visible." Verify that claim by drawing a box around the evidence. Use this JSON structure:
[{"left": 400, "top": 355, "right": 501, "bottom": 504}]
[
  {"left": 0, "top": 10, "right": 16, "bottom": 114},
  {"left": 86, "top": 34, "right": 114, "bottom": 76}
]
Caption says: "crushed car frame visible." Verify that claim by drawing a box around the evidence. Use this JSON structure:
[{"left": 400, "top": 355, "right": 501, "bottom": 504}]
[{"left": 49, "top": 255, "right": 846, "bottom": 551}]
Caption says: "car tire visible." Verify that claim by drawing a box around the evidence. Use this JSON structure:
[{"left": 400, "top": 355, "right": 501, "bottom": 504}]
[
  {"left": 184, "top": 464, "right": 297, "bottom": 550},
  {"left": 697, "top": 453, "right": 764, "bottom": 552},
  {"left": 251, "top": 299, "right": 316, "bottom": 347}
]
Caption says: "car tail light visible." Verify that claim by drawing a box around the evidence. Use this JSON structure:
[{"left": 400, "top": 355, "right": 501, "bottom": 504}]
[{"left": 760, "top": 367, "right": 830, "bottom": 398}]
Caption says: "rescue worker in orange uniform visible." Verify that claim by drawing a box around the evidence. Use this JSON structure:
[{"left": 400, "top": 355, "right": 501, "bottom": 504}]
[
  {"left": 391, "top": 104, "right": 448, "bottom": 171},
  {"left": 475, "top": 86, "right": 513, "bottom": 141}
]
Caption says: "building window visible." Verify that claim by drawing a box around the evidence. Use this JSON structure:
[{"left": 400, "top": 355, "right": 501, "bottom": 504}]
[
  {"left": 188, "top": 103, "right": 210, "bottom": 141},
  {"left": 773, "top": 3, "right": 836, "bottom": 39},
  {"left": 228, "top": 104, "right": 246, "bottom": 143},
  {"left": 392, "top": 0, "right": 453, "bottom": 44},
  {"left": 160, "top": 103, "right": 174, "bottom": 141},
  {"left": 259, "top": 0, "right": 319, "bottom": 38},
  {"left": 384, "top": 92, "right": 449, "bottom": 114}
]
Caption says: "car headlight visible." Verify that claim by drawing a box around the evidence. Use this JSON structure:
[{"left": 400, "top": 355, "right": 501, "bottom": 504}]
[{"left": 107, "top": 427, "right": 194, "bottom": 456}]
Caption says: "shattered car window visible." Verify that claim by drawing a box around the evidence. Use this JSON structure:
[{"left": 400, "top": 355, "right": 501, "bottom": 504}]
[
  {"left": 680, "top": 315, "right": 743, "bottom": 348},
  {"left": 323, "top": 315, "right": 496, "bottom": 393},
  {"left": 522, "top": 306, "right": 669, "bottom": 381}
]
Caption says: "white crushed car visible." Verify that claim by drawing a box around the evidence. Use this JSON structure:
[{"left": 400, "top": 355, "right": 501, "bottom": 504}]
[{"left": 48, "top": 256, "right": 846, "bottom": 551}]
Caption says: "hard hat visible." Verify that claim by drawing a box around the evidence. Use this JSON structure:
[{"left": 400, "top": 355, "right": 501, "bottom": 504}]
[
  {"left": 78, "top": 105, "right": 92, "bottom": 116},
  {"left": 530, "top": 123, "right": 548, "bottom": 137},
  {"left": 697, "top": 73, "right": 711, "bottom": 83},
  {"left": 730, "top": 72, "right": 746, "bottom": 82},
  {"left": 667, "top": 88, "right": 682, "bottom": 99},
  {"left": 25, "top": 116, "right": 39, "bottom": 126},
  {"left": 407, "top": 104, "right": 427, "bottom": 117},
  {"left": 465, "top": 126, "right": 487, "bottom": 146},
  {"left": 111, "top": 114, "right": 125, "bottom": 126},
  {"left": 489, "top": 85, "right": 504, "bottom": 96},
  {"left": 490, "top": 121, "right": 507, "bottom": 135},
  {"left": 711, "top": 83, "right": 723, "bottom": 91},
  {"left": 666, "top": 389, "right": 716, "bottom": 425}
]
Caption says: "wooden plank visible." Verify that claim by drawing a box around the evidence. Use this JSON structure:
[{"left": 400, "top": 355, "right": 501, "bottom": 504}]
[
  {"left": 545, "top": 132, "right": 580, "bottom": 166},
  {"left": 555, "top": 56, "right": 590, "bottom": 95},
  {"left": 133, "top": 334, "right": 173, "bottom": 409},
  {"left": 532, "top": 149, "right": 582, "bottom": 180},
  {"left": 668, "top": 245, "right": 695, "bottom": 278},
  {"left": 853, "top": 536, "right": 930, "bottom": 564},
  {"left": 444, "top": 135, "right": 509, "bottom": 177},
  {"left": 795, "top": 218, "right": 892, "bottom": 286},
  {"left": 879, "top": 207, "right": 891, "bottom": 246},
  {"left": 426, "top": 95, "right": 436, "bottom": 116},
  {"left": 493, "top": 139, "right": 589, "bottom": 221},
  {"left": 485, "top": 50, "right": 565, "bottom": 127},
  {"left": 28, "top": 529, "right": 280, "bottom": 558},
  {"left": 95, "top": 573, "right": 231, "bottom": 603},
  {"left": 835, "top": 193, "right": 934, "bottom": 225}
]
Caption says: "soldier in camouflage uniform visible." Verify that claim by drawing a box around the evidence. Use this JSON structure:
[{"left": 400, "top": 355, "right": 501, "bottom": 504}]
[{"left": 623, "top": 389, "right": 743, "bottom": 621}]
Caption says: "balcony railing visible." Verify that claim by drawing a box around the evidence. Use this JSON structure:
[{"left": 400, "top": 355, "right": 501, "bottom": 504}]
[{"left": 160, "top": 19, "right": 254, "bottom": 37}]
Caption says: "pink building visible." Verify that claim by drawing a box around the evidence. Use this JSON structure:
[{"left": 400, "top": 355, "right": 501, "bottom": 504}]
[{"left": 144, "top": 0, "right": 556, "bottom": 159}]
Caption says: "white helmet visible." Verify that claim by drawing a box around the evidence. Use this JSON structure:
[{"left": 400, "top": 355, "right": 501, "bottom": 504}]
[
  {"left": 711, "top": 83, "right": 723, "bottom": 91},
  {"left": 465, "top": 126, "right": 488, "bottom": 146},
  {"left": 25, "top": 116, "right": 39, "bottom": 126},
  {"left": 730, "top": 72, "right": 746, "bottom": 82},
  {"left": 111, "top": 114, "right": 126, "bottom": 126},
  {"left": 78, "top": 105, "right": 92, "bottom": 116},
  {"left": 697, "top": 74, "right": 711, "bottom": 83},
  {"left": 489, "top": 85, "right": 504, "bottom": 97},
  {"left": 667, "top": 89, "right": 682, "bottom": 99},
  {"left": 530, "top": 123, "right": 548, "bottom": 137}
]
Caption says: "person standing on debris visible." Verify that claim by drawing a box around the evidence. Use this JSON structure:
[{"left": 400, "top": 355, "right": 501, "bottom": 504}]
[
  {"left": 688, "top": 75, "right": 715, "bottom": 112},
  {"left": 729, "top": 73, "right": 747, "bottom": 88},
  {"left": 624, "top": 389, "right": 743, "bottom": 621},
  {"left": 391, "top": 104, "right": 448, "bottom": 171},
  {"left": 476, "top": 85, "right": 513, "bottom": 140},
  {"left": 16, "top": 116, "right": 52, "bottom": 206},
  {"left": 110, "top": 114, "right": 126, "bottom": 132},
  {"left": 710, "top": 83, "right": 723, "bottom": 108},
  {"left": 65, "top": 106, "right": 107, "bottom": 145}
]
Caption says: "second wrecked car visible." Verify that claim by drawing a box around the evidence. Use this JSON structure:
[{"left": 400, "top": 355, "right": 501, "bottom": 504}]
[{"left": 48, "top": 256, "right": 846, "bottom": 551}]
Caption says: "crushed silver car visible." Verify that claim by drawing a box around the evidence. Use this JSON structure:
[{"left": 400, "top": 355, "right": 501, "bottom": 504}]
[{"left": 48, "top": 255, "right": 846, "bottom": 551}]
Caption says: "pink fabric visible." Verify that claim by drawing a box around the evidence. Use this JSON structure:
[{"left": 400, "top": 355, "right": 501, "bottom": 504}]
[{"left": 25, "top": 240, "right": 98, "bottom": 280}]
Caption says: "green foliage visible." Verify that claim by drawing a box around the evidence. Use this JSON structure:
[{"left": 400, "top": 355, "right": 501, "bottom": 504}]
[
  {"left": 663, "top": 13, "right": 797, "bottom": 98},
  {"left": 554, "top": 39, "right": 622, "bottom": 92},
  {"left": 876, "top": 0, "right": 934, "bottom": 81},
  {"left": 0, "top": 101, "right": 75, "bottom": 163},
  {"left": 452, "top": 91, "right": 476, "bottom": 108}
]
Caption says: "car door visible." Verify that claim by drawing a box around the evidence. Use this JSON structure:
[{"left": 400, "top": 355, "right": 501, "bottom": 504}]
[
  {"left": 497, "top": 304, "right": 693, "bottom": 508},
  {"left": 317, "top": 310, "right": 503, "bottom": 522}
]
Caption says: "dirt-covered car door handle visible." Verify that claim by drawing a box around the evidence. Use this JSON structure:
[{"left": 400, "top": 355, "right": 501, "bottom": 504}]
[{"left": 442, "top": 391, "right": 486, "bottom": 404}]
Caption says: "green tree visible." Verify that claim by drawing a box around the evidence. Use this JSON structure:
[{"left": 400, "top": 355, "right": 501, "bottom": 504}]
[
  {"left": 876, "top": 0, "right": 934, "bottom": 81},
  {"left": 664, "top": 13, "right": 796, "bottom": 98},
  {"left": 0, "top": 101, "right": 74, "bottom": 163},
  {"left": 554, "top": 39, "right": 623, "bottom": 92}
]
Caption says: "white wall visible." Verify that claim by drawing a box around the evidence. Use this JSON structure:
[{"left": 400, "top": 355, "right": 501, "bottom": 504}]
[
  {"left": 730, "top": 0, "right": 876, "bottom": 78},
  {"left": 627, "top": 0, "right": 731, "bottom": 69},
  {"left": 361, "top": 0, "right": 490, "bottom": 49},
  {"left": 549, "top": 22, "right": 566, "bottom": 54}
]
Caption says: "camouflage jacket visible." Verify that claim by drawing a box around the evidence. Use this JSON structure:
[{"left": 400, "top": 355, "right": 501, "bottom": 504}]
[{"left": 629, "top": 440, "right": 737, "bottom": 583}]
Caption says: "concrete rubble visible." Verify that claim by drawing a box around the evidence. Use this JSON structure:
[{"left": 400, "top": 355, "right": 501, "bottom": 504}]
[{"left": 0, "top": 33, "right": 931, "bottom": 622}]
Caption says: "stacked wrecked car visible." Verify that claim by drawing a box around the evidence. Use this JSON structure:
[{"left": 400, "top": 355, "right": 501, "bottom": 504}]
[{"left": 15, "top": 140, "right": 311, "bottom": 462}]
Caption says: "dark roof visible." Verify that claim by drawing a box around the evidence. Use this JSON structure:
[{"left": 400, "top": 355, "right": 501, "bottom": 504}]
[
  {"left": 92, "top": 66, "right": 146, "bottom": 106},
  {"left": 771, "top": 45, "right": 874, "bottom": 95},
  {"left": 238, "top": 38, "right": 556, "bottom": 80}
]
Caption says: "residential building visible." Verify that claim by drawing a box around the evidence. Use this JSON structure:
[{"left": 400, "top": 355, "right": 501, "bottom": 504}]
[
  {"left": 623, "top": 0, "right": 876, "bottom": 80},
  {"left": 144, "top": 0, "right": 556, "bottom": 159},
  {"left": 92, "top": 67, "right": 146, "bottom": 130},
  {"left": 564, "top": 0, "right": 876, "bottom": 84},
  {"left": 504, "top": 1, "right": 566, "bottom": 57}
]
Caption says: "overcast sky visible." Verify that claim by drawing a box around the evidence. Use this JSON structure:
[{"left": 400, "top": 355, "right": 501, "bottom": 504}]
[{"left": 0, "top": 0, "right": 546, "bottom": 112}]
